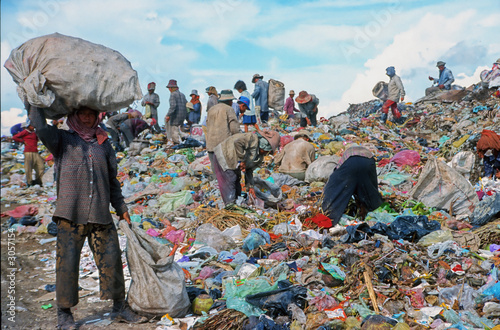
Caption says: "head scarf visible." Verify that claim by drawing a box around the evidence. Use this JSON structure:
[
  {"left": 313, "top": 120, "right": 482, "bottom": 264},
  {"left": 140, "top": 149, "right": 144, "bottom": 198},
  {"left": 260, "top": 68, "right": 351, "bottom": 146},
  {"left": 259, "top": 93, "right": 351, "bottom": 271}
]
[
  {"left": 191, "top": 94, "right": 200, "bottom": 105},
  {"left": 386, "top": 66, "right": 396, "bottom": 77},
  {"left": 67, "top": 109, "right": 108, "bottom": 145}
]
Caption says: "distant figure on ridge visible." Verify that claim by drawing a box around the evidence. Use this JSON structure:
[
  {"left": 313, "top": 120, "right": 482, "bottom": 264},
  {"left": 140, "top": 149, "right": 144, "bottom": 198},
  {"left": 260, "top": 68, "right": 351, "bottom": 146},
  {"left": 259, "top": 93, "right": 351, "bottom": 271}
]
[
  {"left": 426, "top": 61, "right": 454, "bottom": 96},
  {"left": 381, "top": 66, "right": 405, "bottom": 124}
]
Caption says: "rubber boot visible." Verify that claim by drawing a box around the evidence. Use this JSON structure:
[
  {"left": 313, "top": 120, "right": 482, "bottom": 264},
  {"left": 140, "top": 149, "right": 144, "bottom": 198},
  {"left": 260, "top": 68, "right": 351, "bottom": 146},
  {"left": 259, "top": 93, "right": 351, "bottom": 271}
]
[
  {"left": 110, "top": 300, "right": 148, "bottom": 324},
  {"left": 57, "top": 307, "right": 76, "bottom": 330}
]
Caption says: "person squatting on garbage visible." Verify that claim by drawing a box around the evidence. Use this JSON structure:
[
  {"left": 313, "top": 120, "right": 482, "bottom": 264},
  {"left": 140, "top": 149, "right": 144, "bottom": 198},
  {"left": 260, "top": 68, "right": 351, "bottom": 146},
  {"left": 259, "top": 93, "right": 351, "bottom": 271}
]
[
  {"left": 382, "top": 66, "right": 405, "bottom": 124},
  {"left": 426, "top": 60, "right": 455, "bottom": 96},
  {"left": 321, "top": 145, "right": 383, "bottom": 225},
  {"left": 28, "top": 105, "right": 147, "bottom": 329},
  {"left": 106, "top": 110, "right": 141, "bottom": 151},
  {"left": 187, "top": 89, "right": 202, "bottom": 127},
  {"left": 119, "top": 117, "right": 155, "bottom": 148},
  {"left": 206, "top": 86, "right": 218, "bottom": 112},
  {"left": 251, "top": 73, "right": 269, "bottom": 123},
  {"left": 238, "top": 95, "right": 261, "bottom": 133},
  {"left": 205, "top": 89, "right": 241, "bottom": 166},
  {"left": 274, "top": 130, "right": 315, "bottom": 181},
  {"left": 141, "top": 82, "right": 161, "bottom": 133},
  {"left": 212, "top": 130, "right": 280, "bottom": 205},
  {"left": 13, "top": 121, "right": 45, "bottom": 186},
  {"left": 476, "top": 129, "right": 500, "bottom": 179},
  {"left": 165, "top": 79, "right": 188, "bottom": 144},
  {"left": 296, "top": 91, "right": 319, "bottom": 127}
]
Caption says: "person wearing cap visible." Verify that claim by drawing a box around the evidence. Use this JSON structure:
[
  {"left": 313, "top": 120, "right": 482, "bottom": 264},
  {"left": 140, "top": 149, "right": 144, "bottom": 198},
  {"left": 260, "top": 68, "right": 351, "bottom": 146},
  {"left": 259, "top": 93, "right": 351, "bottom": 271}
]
[
  {"left": 13, "top": 121, "right": 45, "bottom": 186},
  {"left": 213, "top": 130, "right": 280, "bottom": 205},
  {"left": 234, "top": 80, "right": 256, "bottom": 120},
  {"left": 274, "top": 131, "right": 315, "bottom": 181},
  {"left": 141, "top": 82, "right": 161, "bottom": 133},
  {"left": 296, "top": 91, "right": 319, "bottom": 127},
  {"left": 237, "top": 96, "right": 261, "bottom": 133},
  {"left": 206, "top": 86, "right": 218, "bottom": 112},
  {"left": 321, "top": 145, "right": 383, "bottom": 225},
  {"left": 205, "top": 89, "right": 241, "bottom": 167},
  {"left": 251, "top": 74, "right": 269, "bottom": 123},
  {"left": 106, "top": 110, "right": 142, "bottom": 151},
  {"left": 426, "top": 61, "right": 454, "bottom": 96},
  {"left": 165, "top": 79, "right": 188, "bottom": 144},
  {"left": 187, "top": 89, "right": 202, "bottom": 128},
  {"left": 381, "top": 66, "right": 405, "bottom": 124},
  {"left": 284, "top": 90, "right": 300, "bottom": 124},
  {"left": 119, "top": 116, "right": 153, "bottom": 148},
  {"left": 27, "top": 104, "right": 148, "bottom": 328}
]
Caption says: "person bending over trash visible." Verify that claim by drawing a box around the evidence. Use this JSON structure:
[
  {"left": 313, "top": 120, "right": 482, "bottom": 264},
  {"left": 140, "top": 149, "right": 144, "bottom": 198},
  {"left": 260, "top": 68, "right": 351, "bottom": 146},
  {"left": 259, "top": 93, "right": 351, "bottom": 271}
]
[
  {"left": 28, "top": 105, "right": 148, "bottom": 329},
  {"left": 296, "top": 91, "right": 319, "bottom": 127},
  {"left": 274, "top": 130, "right": 315, "bottom": 181},
  {"left": 119, "top": 117, "right": 155, "bottom": 148},
  {"left": 13, "top": 121, "right": 45, "bottom": 187},
  {"left": 382, "top": 66, "right": 405, "bottom": 124},
  {"left": 106, "top": 110, "right": 141, "bottom": 151},
  {"left": 321, "top": 145, "right": 383, "bottom": 225},
  {"left": 426, "top": 60, "right": 454, "bottom": 96},
  {"left": 212, "top": 130, "right": 280, "bottom": 206},
  {"left": 476, "top": 129, "right": 500, "bottom": 180}
]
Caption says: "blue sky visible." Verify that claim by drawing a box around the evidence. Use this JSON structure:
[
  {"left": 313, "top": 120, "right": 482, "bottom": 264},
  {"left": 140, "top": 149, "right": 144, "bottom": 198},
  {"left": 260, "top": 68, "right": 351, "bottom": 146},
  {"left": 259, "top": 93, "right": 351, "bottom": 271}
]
[{"left": 1, "top": 0, "right": 499, "bottom": 135}]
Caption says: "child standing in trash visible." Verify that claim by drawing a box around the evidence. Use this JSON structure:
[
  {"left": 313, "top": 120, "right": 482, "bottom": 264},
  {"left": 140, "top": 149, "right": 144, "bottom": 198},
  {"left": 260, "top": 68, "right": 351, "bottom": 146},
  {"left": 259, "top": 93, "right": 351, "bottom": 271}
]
[
  {"left": 321, "top": 145, "right": 383, "bottom": 224},
  {"left": 28, "top": 105, "right": 147, "bottom": 329},
  {"left": 476, "top": 129, "right": 500, "bottom": 179}
]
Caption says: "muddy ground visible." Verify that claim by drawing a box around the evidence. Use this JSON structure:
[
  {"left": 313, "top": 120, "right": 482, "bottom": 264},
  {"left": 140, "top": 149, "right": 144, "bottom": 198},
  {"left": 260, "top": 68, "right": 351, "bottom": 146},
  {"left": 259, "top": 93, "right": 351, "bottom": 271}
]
[{"left": 0, "top": 202, "right": 165, "bottom": 329}]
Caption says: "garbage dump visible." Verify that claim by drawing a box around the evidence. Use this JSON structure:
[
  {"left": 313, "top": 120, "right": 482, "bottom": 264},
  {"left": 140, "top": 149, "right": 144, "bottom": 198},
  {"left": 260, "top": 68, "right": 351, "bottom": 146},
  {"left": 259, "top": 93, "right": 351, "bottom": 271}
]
[{"left": 1, "top": 36, "right": 500, "bottom": 330}]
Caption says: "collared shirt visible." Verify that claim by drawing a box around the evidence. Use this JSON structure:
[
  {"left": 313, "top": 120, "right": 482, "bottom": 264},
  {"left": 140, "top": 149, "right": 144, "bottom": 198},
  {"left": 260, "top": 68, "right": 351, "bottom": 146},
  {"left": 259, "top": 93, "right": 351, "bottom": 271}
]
[
  {"left": 252, "top": 79, "right": 269, "bottom": 113},
  {"left": 167, "top": 90, "right": 188, "bottom": 126},
  {"left": 336, "top": 146, "right": 374, "bottom": 169},
  {"left": 29, "top": 107, "right": 127, "bottom": 225},
  {"left": 205, "top": 103, "right": 240, "bottom": 152},
  {"left": 13, "top": 129, "right": 39, "bottom": 152},
  {"left": 284, "top": 96, "right": 298, "bottom": 115},
  {"left": 432, "top": 67, "right": 454, "bottom": 89},
  {"left": 298, "top": 95, "right": 319, "bottom": 117},
  {"left": 141, "top": 92, "right": 160, "bottom": 109},
  {"left": 387, "top": 74, "right": 405, "bottom": 102}
]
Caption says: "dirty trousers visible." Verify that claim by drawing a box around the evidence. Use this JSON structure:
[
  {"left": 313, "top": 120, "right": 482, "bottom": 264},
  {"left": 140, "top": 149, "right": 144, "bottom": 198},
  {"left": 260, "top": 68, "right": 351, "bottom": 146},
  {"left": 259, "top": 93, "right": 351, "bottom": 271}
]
[
  {"left": 382, "top": 100, "right": 401, "bottom": 119},
  {"left": 212, "top": 154, "right": 242, "bottom": 205},
  {"left": 24, "top": 152, "right": 44, "bottom": 184},
  {"left": 55, "top": 217, "right": 125, "bottom": 308}
]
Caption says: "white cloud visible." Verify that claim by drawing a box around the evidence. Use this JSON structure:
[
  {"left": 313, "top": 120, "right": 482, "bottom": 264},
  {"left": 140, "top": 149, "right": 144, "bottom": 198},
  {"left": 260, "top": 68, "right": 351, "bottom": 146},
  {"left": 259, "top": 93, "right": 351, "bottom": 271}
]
[{"left": 1, "top": 108, "right": 27, "bottom": 136}]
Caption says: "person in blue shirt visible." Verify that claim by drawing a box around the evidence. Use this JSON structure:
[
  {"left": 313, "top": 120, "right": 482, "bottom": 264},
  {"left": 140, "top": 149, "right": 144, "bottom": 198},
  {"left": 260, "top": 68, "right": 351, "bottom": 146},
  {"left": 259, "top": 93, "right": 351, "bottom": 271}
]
[
  {"left": 251, "top": 74, "right": 269, "bottom": 124},
  {"left": 426, "top": 61, "right": 455, "bottom": 96}
]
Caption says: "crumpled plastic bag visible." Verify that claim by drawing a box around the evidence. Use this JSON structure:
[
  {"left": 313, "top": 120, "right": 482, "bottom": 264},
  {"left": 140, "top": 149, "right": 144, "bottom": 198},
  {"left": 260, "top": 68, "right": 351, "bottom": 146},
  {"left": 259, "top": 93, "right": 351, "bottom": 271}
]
[
  {"left": 390, "top": 150, "right": 420, "bottom": 167},
  {"left": 158, "top": 190, "right": 194, "bottom": 214}
]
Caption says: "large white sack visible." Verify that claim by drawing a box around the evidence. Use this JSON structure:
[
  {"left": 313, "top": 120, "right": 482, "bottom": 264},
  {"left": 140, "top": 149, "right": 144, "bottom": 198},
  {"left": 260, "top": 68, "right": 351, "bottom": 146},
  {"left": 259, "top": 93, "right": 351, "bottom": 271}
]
[
  {"left": 305, "top": 155, "right": 340, "bottom": 183},
  {"left": 408, "top": 156, "right": 479, "bottom": 218},
  {"left": 268, "top": 78, "right": 285, "bottom": 111},
  {"left": 4, "top": 33, "right": 142, "bottom": 119}
]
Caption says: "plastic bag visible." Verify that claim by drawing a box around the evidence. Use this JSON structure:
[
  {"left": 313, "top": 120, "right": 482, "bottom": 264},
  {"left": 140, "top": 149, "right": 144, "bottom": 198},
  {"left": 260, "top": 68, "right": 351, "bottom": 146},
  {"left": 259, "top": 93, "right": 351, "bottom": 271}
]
[
  {"left": 119, "top": 222, "right": 190, "bottom": 317},
  {"left": 471, "top": 192, "right": 500, "bottom": 226},
  {"left": 427, "top": 240, "right": 462, "bottom": 259},
  {"left": 195, "top": 223, "right": 236, "bottom": 252},
  {"left": 418, "top": 230, "right": 453, "bottom": 247},
  {"left": 305, "top": 155, "right": 340, "bottom": 183},
  {"left": 4, "top": 33, "right": 142, "bottom": 119},
  {"left": 158, "top": 190, "right": 194, "bottom": 213},
  {"left": 390, "top": 150, "right": 421, "bottom": 167},
  {"left": 245, "top": 283, "right": 307, "bottom": 317}
]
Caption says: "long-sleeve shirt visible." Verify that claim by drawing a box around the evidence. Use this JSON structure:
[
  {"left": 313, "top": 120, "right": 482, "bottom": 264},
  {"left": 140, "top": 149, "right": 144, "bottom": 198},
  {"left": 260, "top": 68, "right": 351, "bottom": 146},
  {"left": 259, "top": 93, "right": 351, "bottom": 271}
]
[
  {"left": 141, "top": 92, "right": 160, "bottom": 109},
  {"left": 13, "top": 129, "right": 39, "bottom": 152},
  {"left": 275, "top": 138, "right": 315, "bottom": 174},
  {"left": 298, "top": 95, "right": 319, "bottom": 118},
  {"left": 241, "top": 90, "right": 255, "bottom": 116},
  {"left": 206, "top": 103, "right": 240, "bottom": 152},
  {"left": 207, "top": 94, "right": 218, "bottom": 112},
  {"left": 167, "top": 90, "right": 188, "bottom": 126},
  {"left": 283, "top": 96, "right": 299, "bottom": 115},
  {"left": 106, "top": 113, "right": 129, "bottom": 130},
  {"left": 214, "top": 133, "right": 263, "bottom": 188},
  {"left": 120, "top": 118, "right": 149, "bottom": 137},
  {"left": 252, "top": 79, "right": 269, "bottom": 113},
  {"left": 432, "top": 67, "right": 454, "bottom": 90},
  {"left": 387, "top": 74, "right": 405, "bottom": 102},
  {"left": 29, "top": 107, "right": 127, "bottom": 225}
]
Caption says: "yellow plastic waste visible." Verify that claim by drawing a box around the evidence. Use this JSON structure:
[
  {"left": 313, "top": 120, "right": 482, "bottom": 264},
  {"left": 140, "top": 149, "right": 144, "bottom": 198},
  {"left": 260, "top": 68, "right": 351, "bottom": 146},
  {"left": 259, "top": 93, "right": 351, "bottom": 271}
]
[
  {"left": 452, "top": 134, "right": 470, "bottom": 148},
  {"left": 142, "top": 221, "right": 154, "bottom": 230}
]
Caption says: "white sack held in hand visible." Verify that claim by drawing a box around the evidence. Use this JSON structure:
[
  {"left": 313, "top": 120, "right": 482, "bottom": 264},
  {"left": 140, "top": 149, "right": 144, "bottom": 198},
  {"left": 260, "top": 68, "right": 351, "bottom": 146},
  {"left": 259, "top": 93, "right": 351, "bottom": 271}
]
[{"left": 4, "top": 33, "right": 142, "bottom": 119}]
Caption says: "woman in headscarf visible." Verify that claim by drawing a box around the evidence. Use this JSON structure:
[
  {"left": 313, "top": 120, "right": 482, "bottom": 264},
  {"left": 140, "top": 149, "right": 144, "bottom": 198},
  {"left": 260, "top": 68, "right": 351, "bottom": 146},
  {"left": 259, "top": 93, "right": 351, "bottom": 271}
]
[
  {"left": 187, "top": 89, "right": 202, "bottom": 127},
  {"left": 212, "top": 130, "right": 280, "bottom": 205},
  {"left": 321, "top": 145, "right": 383, "bottom": 225},
  {"left": 28, "top": 105, "right": 147, "bottom": 329}
]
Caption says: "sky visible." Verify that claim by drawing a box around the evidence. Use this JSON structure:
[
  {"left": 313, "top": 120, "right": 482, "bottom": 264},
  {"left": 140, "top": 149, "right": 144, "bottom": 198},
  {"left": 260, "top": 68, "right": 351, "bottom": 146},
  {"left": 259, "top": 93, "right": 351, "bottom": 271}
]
[{"left": 1, "top": 0, "right": 499, "bottom": 136}]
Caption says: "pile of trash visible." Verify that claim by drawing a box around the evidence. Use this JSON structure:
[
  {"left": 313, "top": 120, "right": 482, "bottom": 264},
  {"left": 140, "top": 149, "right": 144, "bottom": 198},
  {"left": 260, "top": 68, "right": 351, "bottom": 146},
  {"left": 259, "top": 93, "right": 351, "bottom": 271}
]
[{"left": 2, "top": 82, "right": 500, "bottom": 329}]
